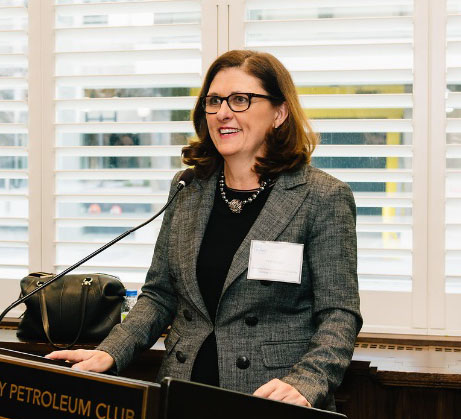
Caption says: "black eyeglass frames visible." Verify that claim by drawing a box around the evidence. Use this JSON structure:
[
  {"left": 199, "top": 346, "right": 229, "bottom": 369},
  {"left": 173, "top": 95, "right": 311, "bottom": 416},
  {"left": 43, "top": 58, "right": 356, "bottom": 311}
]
[{"left": 201, "top": 93, "right": 280, "bottom": 114}]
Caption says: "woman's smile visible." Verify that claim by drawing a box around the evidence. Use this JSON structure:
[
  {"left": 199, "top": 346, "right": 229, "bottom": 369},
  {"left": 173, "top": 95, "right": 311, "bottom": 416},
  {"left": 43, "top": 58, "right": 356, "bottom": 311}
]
[{"left": 218, "top": 126, "right": 242, "bottom": 137}]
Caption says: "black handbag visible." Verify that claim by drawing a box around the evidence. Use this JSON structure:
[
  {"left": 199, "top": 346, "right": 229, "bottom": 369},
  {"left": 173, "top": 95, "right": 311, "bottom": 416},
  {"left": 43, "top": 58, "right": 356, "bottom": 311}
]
[{"left": 17, "top": 272, "right": 126, "bottom": 349}]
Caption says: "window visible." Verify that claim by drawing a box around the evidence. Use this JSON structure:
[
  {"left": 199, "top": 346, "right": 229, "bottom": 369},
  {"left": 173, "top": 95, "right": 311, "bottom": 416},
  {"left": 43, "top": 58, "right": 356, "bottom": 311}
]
[
  {"left": 243, "top": 0, "right": 415, "bottom": 333},
  {"left": 444, "top": 0, "right": 461, "bottom": 331},
  {"left": 0, "top": 0, "right": 459, "bottom": 335},
  {"left": 53, "top": 0, "right": 201, "bottom": 283},
  {"left": 0, "top": 0, "right": 29, "bottom": 301}
]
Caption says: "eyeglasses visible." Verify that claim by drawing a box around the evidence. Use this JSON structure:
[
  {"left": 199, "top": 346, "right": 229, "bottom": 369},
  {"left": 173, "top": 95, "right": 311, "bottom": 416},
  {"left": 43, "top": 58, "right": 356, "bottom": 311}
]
[{"left": 201, "top": 93, "right": 279, "bottom": 114}]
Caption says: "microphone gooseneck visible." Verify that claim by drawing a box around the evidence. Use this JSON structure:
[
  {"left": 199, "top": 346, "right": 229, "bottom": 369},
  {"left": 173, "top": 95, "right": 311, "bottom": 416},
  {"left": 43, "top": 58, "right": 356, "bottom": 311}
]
[{"left": 0, "top": 169, "right": 195, "bottom": 323}]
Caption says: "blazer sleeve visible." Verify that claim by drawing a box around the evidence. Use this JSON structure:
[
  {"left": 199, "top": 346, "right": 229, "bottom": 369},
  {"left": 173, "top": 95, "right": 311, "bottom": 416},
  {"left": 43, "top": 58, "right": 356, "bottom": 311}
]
[
  {"left": 281, "top": 180, "right": 362, "bottom": 407},
  {"left": 96, "top": 172, "right": 182, "bottom": 373}
]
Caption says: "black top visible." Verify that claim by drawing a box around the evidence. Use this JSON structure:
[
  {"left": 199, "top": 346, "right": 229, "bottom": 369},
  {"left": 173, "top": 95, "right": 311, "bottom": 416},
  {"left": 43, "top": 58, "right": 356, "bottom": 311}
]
[{"left": 191, "top": 178, "right": 273, "bottom": 386}]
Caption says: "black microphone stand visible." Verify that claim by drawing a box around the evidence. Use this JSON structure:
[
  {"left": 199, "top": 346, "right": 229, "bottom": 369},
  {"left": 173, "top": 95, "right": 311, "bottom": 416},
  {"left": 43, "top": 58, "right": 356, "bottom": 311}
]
[{"left": 0, "top": 176, "right": 191, "bottom": 323}]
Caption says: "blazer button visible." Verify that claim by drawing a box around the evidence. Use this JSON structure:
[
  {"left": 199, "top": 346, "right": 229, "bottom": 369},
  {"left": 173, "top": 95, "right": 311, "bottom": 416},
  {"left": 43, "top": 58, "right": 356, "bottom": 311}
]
[
  {"left": 245, "top": 316, "right": 258, "bottom": 326},
  {"left": 259, "top": 280, "right": 272, "bottom": 287},
  {"left": 183, "top": 309, "right": 193, "bottom": 321},
  {"left": 236, "top": 356, "right": 250, "bottom": 370},
  {"left": 176, "top": 351, "right": 187, "bottom": 363}
]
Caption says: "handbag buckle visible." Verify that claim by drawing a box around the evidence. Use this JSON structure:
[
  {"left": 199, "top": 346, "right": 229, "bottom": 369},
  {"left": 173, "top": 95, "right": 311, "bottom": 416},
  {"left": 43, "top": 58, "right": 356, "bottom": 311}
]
[
  {"left": 36, "top": 281, "right": 44, "bottom": 287},
  {"left": 82, "top": 277, "right": 93, "bottom": 286}
]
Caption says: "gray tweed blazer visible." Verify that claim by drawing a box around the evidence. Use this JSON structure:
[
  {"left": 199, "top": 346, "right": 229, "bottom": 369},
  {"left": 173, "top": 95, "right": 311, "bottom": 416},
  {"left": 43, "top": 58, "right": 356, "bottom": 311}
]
[{"left": 98, "top": 165, "right": 362, "bottom": 411}]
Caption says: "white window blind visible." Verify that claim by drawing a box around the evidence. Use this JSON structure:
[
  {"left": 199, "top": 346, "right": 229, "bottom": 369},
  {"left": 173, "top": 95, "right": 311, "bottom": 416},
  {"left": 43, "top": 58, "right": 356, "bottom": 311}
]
[
  {"left": 0, "top": 0, "right": 29, "bottom": 281},
  {"left": 446, "top": 0, "right": 461, "bottom": 294},
  {"left": 53, "top": 0, "right": 201, "bottom": 283},
  {"left": 244, "top": 1, "right": 414, "bottom": 289},
  {"left": 0, "top": 0, "right": 458, "bottom": 335},
  {"left": 242, "top": 0, "right": 421, "bottom": 332}
]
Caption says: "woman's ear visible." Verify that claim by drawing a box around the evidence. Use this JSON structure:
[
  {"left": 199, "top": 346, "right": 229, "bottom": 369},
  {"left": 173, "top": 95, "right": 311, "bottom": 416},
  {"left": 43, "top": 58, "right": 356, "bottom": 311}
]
[{"left": 273, "top": 102, "right": 288, "bottom": 129}]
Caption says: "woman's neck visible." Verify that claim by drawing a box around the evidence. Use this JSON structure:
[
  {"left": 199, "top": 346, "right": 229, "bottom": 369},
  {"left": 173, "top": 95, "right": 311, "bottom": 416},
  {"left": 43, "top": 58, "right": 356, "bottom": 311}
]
[{"left": 223, "top": 161, "right": 260, "bottom": 190}]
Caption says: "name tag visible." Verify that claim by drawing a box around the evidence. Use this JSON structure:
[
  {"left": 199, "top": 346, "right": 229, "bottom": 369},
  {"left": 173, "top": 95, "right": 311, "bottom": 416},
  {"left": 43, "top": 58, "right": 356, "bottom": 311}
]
[{"left": 247, "top": 240, "right": 304, "bottom": 284}]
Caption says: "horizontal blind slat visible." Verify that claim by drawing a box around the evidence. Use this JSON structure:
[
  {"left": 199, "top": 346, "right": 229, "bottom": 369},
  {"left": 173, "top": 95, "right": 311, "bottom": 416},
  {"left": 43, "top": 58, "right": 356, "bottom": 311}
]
[
  {"left": 300, "top": 93, "right": 412, "bottom": 108},
  {"left": 0, "top": 77, "right": 27, "bottom": 88},
  {"left": 55, "top": 49, "right": 201, "bottom": 63},
  {"left": 356, "top": 223, "right": 412, "bottom": 232},
  {"left": 246, "top": 16, "right": 412, "bottom": 33},
  {"left": 0, "top": 147, "right": 27, "bottom": 157},
  {"left": 292, "top": 69, "right": 413, "bottom": 85},
  {"left": 55, "top": 169, "right": 176, "bottom": 180},
  {"left": 56, "top": 96, "right": 197, "bottom": 111},
  {"left": 0, "top": 170, "right": 27, "bottom": 179},
  {"left": 56, "top": 145, "right": 183, "bottom": 157},
  {"left": 358, "top": 248, "right": 412, "bottom": 257},
  {"left": 0, "top": 30, "right": 27, "bottom": 42},
  {"left": 55, "top": 1, "right": 201, "bottom": 15},
  {"left": 0, "top": 100, "right": 27, "bottom": 111},
  {"left": 447, "top": 144, "right": 461, "bottom": 158},
  {"left": 246, "top": 0, "right": 413, "bottom": 9},
  {"left": 446, "top": 119, "right": 461, "bottom": 132},
  {"left": 0, "top": 54, "right": 27, "bottom": 66},
  {"left": 0, "top": 263, "right": 28, "bottom": 268},
  {"left": 314, "top": 144, "right": 412, "bottom": 157},
  {"left": 56, "top": 194, "right": 167, "bottom": 204},
  {"left": 0, "top": 218, "right": 27, "bottom": 226},
  {"left": 0, "top": 124, "right": 28, "bottom": 134},
  {"left": 0, "top": 6, "right": 27, "bottom": 18},
  {"left": 252, "top": 43, "right": 412, "bottom": 55},
  {"left": 58, "top": 241, "right": 154, "bottom": 247},
  {"left": 447, "top": 68, "right": 461, "bottom": 82},
  {"left": 52, "top": 264, "right": 148, "bottom": 272},
  {"left": 447, "top": 92, "right": 461, "bottom": 107},
  {"left": 55, "top": 73, "right": 201, "bottom": 88},
  {"left": 55, "top": 24, "right": 200, "bottom": 40},
  {"left": 354, "top": 195, "right": 412, "bottom": 207},
  {"left": 311, "top": 119, "right": 412, "bottom": 132},
  {"left": 0, "top": 240, "right": 27, "bottom": 246},
  {"left": 324, "top": 169, "right": 412, "bottom": 182},
  {"left": 56, "top": 218, "right": 163, "bottom": 228},
  {"left": 55, "top": 121, "right": 194, "bottom": 134}
]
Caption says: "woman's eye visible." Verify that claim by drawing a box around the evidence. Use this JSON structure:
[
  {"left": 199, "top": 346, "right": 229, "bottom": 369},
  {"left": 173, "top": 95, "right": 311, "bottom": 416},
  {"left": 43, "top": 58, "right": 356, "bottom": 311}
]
[
  {"left": 208, "top": 97, "right": 221, "bottom": 105},
  {"left": 232, "top": 95, "right": 248, "bottom": 104}
]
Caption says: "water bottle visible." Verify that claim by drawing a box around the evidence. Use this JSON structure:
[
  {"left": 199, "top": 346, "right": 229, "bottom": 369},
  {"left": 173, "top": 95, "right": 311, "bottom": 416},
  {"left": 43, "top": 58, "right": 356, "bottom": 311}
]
[{"left": 121, "top": 289, "right": 138, "bottom": 321}]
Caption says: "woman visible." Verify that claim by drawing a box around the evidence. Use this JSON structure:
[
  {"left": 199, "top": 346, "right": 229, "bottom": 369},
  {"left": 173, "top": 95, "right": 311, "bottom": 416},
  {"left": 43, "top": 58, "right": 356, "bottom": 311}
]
[{"left": 48, "top": 50, "right": 362, "bottom": 411}]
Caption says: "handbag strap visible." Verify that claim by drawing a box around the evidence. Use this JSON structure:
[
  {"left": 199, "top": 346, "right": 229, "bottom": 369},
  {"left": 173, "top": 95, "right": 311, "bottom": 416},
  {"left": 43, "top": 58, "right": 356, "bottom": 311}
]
[{"left": 38, "top": 277, "right": 93, "bottom": 349}]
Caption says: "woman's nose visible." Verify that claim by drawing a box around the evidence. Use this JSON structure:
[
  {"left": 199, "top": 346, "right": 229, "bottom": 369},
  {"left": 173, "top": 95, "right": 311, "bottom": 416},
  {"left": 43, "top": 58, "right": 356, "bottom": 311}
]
[{"left": 216, "top": 99, "right": 233, "bottom": 120}]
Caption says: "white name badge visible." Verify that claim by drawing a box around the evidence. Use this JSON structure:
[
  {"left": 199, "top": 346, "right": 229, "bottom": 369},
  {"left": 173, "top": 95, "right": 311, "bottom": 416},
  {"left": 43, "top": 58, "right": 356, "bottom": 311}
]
[{"left": 247, "top": 240, "right": 304, "bottom": 284}]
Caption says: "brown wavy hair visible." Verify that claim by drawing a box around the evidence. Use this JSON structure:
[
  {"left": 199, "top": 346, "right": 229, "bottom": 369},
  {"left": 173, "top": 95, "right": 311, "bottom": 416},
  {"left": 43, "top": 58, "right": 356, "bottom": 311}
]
[{"left": 182, "top": 50, "right": 318, "bottom": 179}]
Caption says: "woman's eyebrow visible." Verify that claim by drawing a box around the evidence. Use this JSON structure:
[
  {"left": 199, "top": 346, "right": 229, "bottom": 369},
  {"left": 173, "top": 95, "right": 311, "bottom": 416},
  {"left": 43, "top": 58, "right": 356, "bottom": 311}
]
[{"left": 206, "top": 91, "right": 246, "bottom": 96}]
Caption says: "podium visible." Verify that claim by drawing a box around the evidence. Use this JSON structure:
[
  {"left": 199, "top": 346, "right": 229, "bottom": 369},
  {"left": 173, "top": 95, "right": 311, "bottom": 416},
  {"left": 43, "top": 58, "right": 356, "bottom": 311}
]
[
  {"left": 0, "top": 348, "right": 159, "bottom": 419},
  {"left": 0, "top": 348, "right": 346, "bottom": 419},
  {"left": 160, "top": 378, "right": 347, "bottom": 419}
]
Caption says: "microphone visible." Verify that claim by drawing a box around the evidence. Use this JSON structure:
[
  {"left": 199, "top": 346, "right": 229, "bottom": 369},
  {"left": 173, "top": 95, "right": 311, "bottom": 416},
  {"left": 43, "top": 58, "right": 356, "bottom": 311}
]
[
  {"left": 177, "top": 168, "right": 195, "bottom": 190},
  {"left": 0, "top": 168, "right": 195, "bottom": 322}
]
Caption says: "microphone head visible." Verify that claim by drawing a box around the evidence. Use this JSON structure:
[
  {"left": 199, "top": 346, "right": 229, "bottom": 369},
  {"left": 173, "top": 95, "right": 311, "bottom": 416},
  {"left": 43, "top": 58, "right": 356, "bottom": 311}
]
[{"left": 178, "top": 168, "right": 195, "bottom": 189}]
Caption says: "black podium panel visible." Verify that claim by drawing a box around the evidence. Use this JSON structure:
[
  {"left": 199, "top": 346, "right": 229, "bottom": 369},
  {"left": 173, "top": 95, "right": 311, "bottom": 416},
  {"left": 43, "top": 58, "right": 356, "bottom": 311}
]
[
  {"left": 0, "top": 347, "right": 347, "bottom": 419},
  {"left": 160, "top": 377, "right": 347, "bottom": 419},
  {"left": 0, "top": 348, "right": 160, "bottom": 419}
]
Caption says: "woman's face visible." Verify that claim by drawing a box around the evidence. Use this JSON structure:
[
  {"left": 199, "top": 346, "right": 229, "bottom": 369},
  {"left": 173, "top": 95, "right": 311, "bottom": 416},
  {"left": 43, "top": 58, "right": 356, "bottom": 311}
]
[{"left": 205, "top": 67, "right": 287, "bottom": 166}]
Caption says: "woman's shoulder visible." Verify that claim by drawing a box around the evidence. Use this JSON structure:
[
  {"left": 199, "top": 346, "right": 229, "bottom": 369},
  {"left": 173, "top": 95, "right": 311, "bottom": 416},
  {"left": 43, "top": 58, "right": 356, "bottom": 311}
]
[{"left": 284, "top": 165, "right": 351, "bottom": 196}]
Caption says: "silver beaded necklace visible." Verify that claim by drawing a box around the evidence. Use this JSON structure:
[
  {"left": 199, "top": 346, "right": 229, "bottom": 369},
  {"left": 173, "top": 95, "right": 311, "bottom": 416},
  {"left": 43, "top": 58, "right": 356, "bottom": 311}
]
[{"left": 219, "top": 171, "right": 269, "bottom": 214}]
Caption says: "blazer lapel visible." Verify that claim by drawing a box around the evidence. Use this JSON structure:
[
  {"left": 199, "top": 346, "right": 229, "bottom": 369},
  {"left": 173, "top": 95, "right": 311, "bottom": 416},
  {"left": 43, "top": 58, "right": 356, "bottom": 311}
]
[
  {"left": 222, "top": 166, "right": 311, "bottom": 296},
  {"left": 176, "top": 171, "right": 218, "bottom": 321}
]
